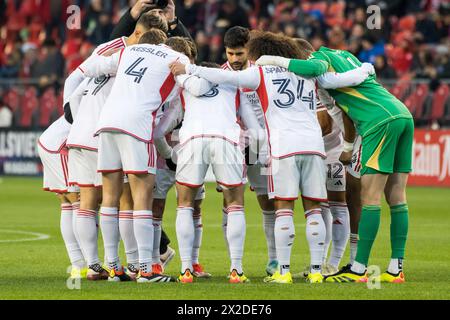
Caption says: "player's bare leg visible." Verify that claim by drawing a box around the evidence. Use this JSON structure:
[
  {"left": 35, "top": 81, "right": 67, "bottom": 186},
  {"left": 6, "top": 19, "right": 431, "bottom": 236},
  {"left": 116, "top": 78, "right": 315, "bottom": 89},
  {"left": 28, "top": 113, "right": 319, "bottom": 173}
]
[
  {"left": 382, "top": 173, "right": 409, "bottom": 282},
  {"left": 222, "top": 185, "right": 248, "bottom": 283},
  {"left": 256, "top": 194, "right": 278, "bottom": 275},
  {"left": 119, "top": 182, "right": 139, "bottom": 278},
  {"left": 77, "top": 186, "right": 108, "bottom": 280},
  {"left": 100, "top": 171, "right": 128, "bottom": 280},
  {"left": 346, "top": 172, "right": 362, "bottom": 266},
  {"left": 175, "top": 183, "right": 198, "bottom": 283}
]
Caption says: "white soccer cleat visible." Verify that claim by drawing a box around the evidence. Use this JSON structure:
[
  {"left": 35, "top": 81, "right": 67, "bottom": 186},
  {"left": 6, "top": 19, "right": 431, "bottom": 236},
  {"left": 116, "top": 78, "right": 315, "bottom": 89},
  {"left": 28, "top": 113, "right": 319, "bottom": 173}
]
[{"left": 160, "top": 246, "right": 176, "bottom": 268}]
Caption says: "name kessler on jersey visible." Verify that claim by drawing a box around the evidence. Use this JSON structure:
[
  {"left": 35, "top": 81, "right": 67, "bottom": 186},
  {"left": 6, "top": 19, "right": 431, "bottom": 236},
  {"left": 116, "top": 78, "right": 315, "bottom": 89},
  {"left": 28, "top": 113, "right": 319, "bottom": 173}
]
[{"left": 130, "top": 46, "right": 168, "bottom": 58}]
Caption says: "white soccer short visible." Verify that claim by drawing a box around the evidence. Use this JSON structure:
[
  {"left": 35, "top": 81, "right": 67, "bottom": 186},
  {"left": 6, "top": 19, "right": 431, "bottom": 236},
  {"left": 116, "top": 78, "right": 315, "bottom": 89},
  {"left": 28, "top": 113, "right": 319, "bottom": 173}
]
[
  {"left": 246, "top": 163, "right": 268, "bottom": 196},
  {"left": 347, "top": 135, "right": 362, "bottom": 179},
  {"left": 176, "top": 137, "right": 244, "bottom": 188},
  {"left": 38, "top": 144, "right": 79, "bottom": 194},
  {"left": 268, "top": 154, "right": 327, "bottom": 202},
  {"left": 97, "top": 132, "right": 156, "bottom": 175},
  {"left": 68, "top": 148, "right": 102, "bottom": 187},
  {"left": 325, "top": 144, "right": 346, "bottom": 192},
  {"left": 154, "top": 168, "right": 205, "bottom": 200}
]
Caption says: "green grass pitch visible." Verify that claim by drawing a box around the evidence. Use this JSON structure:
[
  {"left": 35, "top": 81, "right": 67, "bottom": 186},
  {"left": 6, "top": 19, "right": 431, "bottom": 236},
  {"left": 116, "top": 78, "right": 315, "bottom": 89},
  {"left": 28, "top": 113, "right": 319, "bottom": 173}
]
[{"left": 0, "top": 177, "right": 449, "bottom": 300}]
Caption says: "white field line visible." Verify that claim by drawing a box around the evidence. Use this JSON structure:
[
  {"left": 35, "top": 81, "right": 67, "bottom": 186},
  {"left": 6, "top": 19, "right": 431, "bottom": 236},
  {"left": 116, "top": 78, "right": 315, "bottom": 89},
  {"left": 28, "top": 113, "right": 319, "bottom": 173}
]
[{"left": 0, "top": 229, "right": 51, "bottom": 243}]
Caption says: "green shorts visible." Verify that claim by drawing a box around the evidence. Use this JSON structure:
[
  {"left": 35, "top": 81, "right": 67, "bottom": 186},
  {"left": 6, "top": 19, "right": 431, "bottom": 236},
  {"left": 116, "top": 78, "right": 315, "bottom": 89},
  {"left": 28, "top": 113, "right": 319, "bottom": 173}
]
[{"left": 361, "top": 118, "right": 414, "bottom": 175}]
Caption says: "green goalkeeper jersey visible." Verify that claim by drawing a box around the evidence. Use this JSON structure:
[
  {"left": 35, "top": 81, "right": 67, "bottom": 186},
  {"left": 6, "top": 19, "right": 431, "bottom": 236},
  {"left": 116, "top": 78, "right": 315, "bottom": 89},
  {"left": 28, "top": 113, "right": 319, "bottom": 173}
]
[{"left": 287, "top": 46, "right": 413, "bottom": 137}]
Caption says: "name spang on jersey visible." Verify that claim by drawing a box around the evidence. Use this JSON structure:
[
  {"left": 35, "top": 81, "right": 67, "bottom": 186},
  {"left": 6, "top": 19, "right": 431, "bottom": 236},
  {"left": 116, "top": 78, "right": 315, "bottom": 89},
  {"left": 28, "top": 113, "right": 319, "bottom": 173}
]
[
  {"left": 96, "top": 44, "right": 190, "bottom": 143},
  {"left": 259, "top": 66, "right": 325, "bottom": 158},
  {"left": 67, "top": 75, "right": 114, "bottom": 151},
  {"left": 179, "top": 82, "right": 241, "bottom": 146}
]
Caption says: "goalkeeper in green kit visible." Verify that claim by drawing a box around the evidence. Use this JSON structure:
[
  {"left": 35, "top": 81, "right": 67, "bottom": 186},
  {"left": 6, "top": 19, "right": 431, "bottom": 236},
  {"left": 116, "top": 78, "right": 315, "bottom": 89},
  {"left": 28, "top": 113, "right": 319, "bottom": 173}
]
[{"left": 256, "top": 45, "right": 413, "bottom": 283}]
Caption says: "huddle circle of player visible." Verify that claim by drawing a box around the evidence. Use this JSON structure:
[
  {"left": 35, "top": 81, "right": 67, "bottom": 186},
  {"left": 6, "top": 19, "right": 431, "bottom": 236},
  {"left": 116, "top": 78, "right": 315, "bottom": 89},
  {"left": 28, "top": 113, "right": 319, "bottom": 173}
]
[{"left": 38, "top": 9, "right": 413, "bottom": 284}]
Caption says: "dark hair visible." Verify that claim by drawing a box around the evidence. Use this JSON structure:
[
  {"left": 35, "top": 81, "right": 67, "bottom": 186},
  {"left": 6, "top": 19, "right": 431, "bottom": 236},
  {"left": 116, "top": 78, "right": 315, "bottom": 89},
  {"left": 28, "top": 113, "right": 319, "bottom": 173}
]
[
  {"left": 137, "top": 13, "right": 168, "bottom": 34},
  {"left": 224, "top": 26, "right": 250, "bottom": 49},
  {"left": 247, "top": 31, "right": 303, "bottom": 61},
  {"left": 139, "top": 29, "right": 168, "bottom": 45},
  {"left": 293, "top": 38, "right": 314, "bottom": 59},
  {"left": 184, "top": 38, "right": 198, "bottom": 61},
  {"left": 165, "top": 37, "right": 191, "bottom": 56},
  {"left": 200, "top": 62, "right": 221, "bottom": 68}
]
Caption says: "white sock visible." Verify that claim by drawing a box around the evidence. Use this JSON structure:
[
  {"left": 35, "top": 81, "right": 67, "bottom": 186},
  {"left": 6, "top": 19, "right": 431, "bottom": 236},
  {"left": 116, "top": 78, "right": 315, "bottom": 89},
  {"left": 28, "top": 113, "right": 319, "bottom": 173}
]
[
  {"left": 76, "top": 208, "right": 100, "bottom": 266},
  {"left": 321, "top": 203, "right": 332, "bottom": 264},
  {"left": 176, "top": 207, "right": 194, "bottom": 273},
  {"left": 329, "top": 202, "right": 350, "bottom": 268},
  {"left": 262, "top": 210, "right": 277, "bottom": 262},
  {"left": 100, "top": 207, "right": 121, "bottom": 270},
  {"left": 349, "top": 233, "right": 359, "bottom": 265},
  {"left": 351, "top": 261, "right": 366, "bottom": 274},
  {"left": 71, "top": 202, "right": 82, "bottom": 250},
  {"left": 226, "top": 205, "right": 246, "bottom": 274},
  {"left": 152, "top": 217, "right": 162, "bottom": 265},
  {"left": 60, "top": 204, "right": 85, "bottom": 267},
  {"left": 192, "top": 213, "right": 203, "bottom": 265},
  {"left": 133, "top": 210, "right": 154, "bottom": 274},
  {"left": 222, "top": 207, "right": 230, "bottom": 255},
  {"left": 275, "top": 209, "right": 295, "bottom": 275},
  {"left": 118, "top": 210, "right": 138, "bottom": 266},
  {"left": 388, "top": 258, "right": 403, "bottom": 274},
  {"left": 305, "top": 208, "right": 326, "bottom": 273}
]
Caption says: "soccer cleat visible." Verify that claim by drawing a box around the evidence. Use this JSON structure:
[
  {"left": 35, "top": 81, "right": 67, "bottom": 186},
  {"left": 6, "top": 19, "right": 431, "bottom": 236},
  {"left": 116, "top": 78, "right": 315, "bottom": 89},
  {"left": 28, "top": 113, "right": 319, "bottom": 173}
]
[
  {"left": 70, "top": 266, "right": 88, "bottom": 279},
  {"left": 86, "top": 263, "right": 109, "bottom": 281},
  {"left": 292, "top": 265, "right": 310, "bottom": 279},
  {"left": 263, "top": 271, "right": 293, "bottom": 284},
  {"left": 379, "top": 271, "right": 405, "bottom": 283},
  {"left": 192, "top": 263, "right": 211, "bottom": 278},
  {"left": 265, "top": 260, "right": 279, "bottom": 276},
  {"left": 177, "top": 269, "right": 194, "bottom": 283},
  {"left": 325, "top": 268, "right": 368, "bottom": 283},
  {"left": 321, "top": 263, "right": 339, "bottom": 277},
  {"left": 229, "top": 269, "right": 250, "bottom": 283},
  {"left": 108, "top": 267, "right": 132, "bottom": 282},
  {"left": 160, "top": 246, "right": 176, "bottom": 268},
  {"left": 306, "top": 272, "right": 324, "bottom": 283},
  {"left": 126, "top": 264, "right": 139, "bottom": 281},
  {"left": 137, "top": 271, "right": 175, "bottom": 283},
  {"left": 152, "top": 263, "right": 163, "bottom": 275}
]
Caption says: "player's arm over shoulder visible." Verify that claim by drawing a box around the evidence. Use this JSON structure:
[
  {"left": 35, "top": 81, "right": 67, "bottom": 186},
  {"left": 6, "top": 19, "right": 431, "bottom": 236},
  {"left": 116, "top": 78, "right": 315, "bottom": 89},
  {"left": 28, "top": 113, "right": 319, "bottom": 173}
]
[
  {"left": 317, "top": 63, "right": 375, "bottom": 89},
  {"left": 78, "top": 49, "right": 122, "bottom": 78}
]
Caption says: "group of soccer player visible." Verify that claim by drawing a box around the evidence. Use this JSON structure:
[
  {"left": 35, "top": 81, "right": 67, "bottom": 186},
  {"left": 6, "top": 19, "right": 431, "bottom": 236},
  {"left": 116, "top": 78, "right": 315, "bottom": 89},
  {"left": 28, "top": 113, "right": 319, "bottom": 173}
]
[{"left": 38, "top": 8, "right": 412, "bottom": 285}]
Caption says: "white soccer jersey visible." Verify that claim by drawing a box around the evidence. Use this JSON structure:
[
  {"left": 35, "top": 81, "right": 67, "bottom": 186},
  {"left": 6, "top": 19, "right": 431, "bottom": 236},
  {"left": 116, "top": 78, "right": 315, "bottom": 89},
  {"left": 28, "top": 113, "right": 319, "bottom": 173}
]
[
  {"left": 317, "top": 104, "right": 343, "bottom": 157},
  {"left": 77, "top": 37, "right": 127, "bottom": 74},
  {"left": 66, "top": 75, "right": 115, "bottom": 150},
  {"left": 38, "top": 116, "right": 71, "bottom": 153},
  {"left": 178, "top": 82, "right": 241, "bottom": 145},
  {"left": 82, "top": 44, "right": 190, "bottom": 143}
]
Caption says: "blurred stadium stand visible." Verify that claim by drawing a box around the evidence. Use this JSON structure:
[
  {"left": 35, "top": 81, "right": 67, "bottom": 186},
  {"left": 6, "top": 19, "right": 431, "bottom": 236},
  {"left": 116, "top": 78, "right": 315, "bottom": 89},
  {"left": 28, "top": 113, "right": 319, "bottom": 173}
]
[{"left": 1, "top": 0, "right": 450, "bottom": 129}]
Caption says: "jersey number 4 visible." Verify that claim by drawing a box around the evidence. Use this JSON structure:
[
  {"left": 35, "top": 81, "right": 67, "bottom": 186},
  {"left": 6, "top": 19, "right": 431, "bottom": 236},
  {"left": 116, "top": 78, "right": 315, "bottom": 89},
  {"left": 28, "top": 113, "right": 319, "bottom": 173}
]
[
  {"left": 125, "top": 57, "right": 148, "bottom": 84},
  {"left": 272, "top": 78, "right": 314, "bottom": 110}
]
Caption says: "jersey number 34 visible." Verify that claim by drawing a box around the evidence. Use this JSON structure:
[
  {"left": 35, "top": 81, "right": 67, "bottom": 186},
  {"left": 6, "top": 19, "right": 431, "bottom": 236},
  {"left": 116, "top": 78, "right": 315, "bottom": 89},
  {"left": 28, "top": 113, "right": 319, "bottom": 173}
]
[{"left": 272, "top": 78, "right": 314, "bottom": 110}]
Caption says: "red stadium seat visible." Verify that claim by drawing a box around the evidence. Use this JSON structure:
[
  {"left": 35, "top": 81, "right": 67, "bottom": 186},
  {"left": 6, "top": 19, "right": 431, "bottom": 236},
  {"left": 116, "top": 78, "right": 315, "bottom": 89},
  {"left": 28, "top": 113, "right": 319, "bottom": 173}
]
[
  {"left": 39, "top": 88, "right": 57, "bottom": 127},
  {"left": 404, "top": 83, "right": 429, "bottom": 120},
  {"left": 397, "top": 15, "right": 416, "bottom": 32},
  {"left": 390, "top": 81, "right": 410, "bottom": 100},
  {"left": 19, "top": 87, "right": 39, "bottom": 127},
  {"left": 424, "top": 84, "right": 449, "bottom": 124}
]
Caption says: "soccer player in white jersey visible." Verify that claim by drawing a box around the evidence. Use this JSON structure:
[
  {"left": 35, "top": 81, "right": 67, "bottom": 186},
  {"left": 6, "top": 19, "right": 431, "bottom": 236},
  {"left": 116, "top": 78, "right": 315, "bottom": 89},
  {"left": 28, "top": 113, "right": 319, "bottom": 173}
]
[
  {"left": 81, "top": 35, "right": 209, "bottom": 283},
  {"left": 170, "top": 31, "right": 374, "bottom": 284},
  {"left": 37, "top": 116, "right": 86, "bottom": 279},
  {"left": 220, "top": 26, "right": 279, "bottom": 276},
  {"left": 152, "top": 41, "right": 211, "bottom": 278},
  {"left": 65, "top": 16, "right": 169, "bottom": 281},
  {"left": 316, "top": 102, "right": 351, "bottom": 276},
  {"left": 167, "top": 61, "right": 264, "bottom": 284}
]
